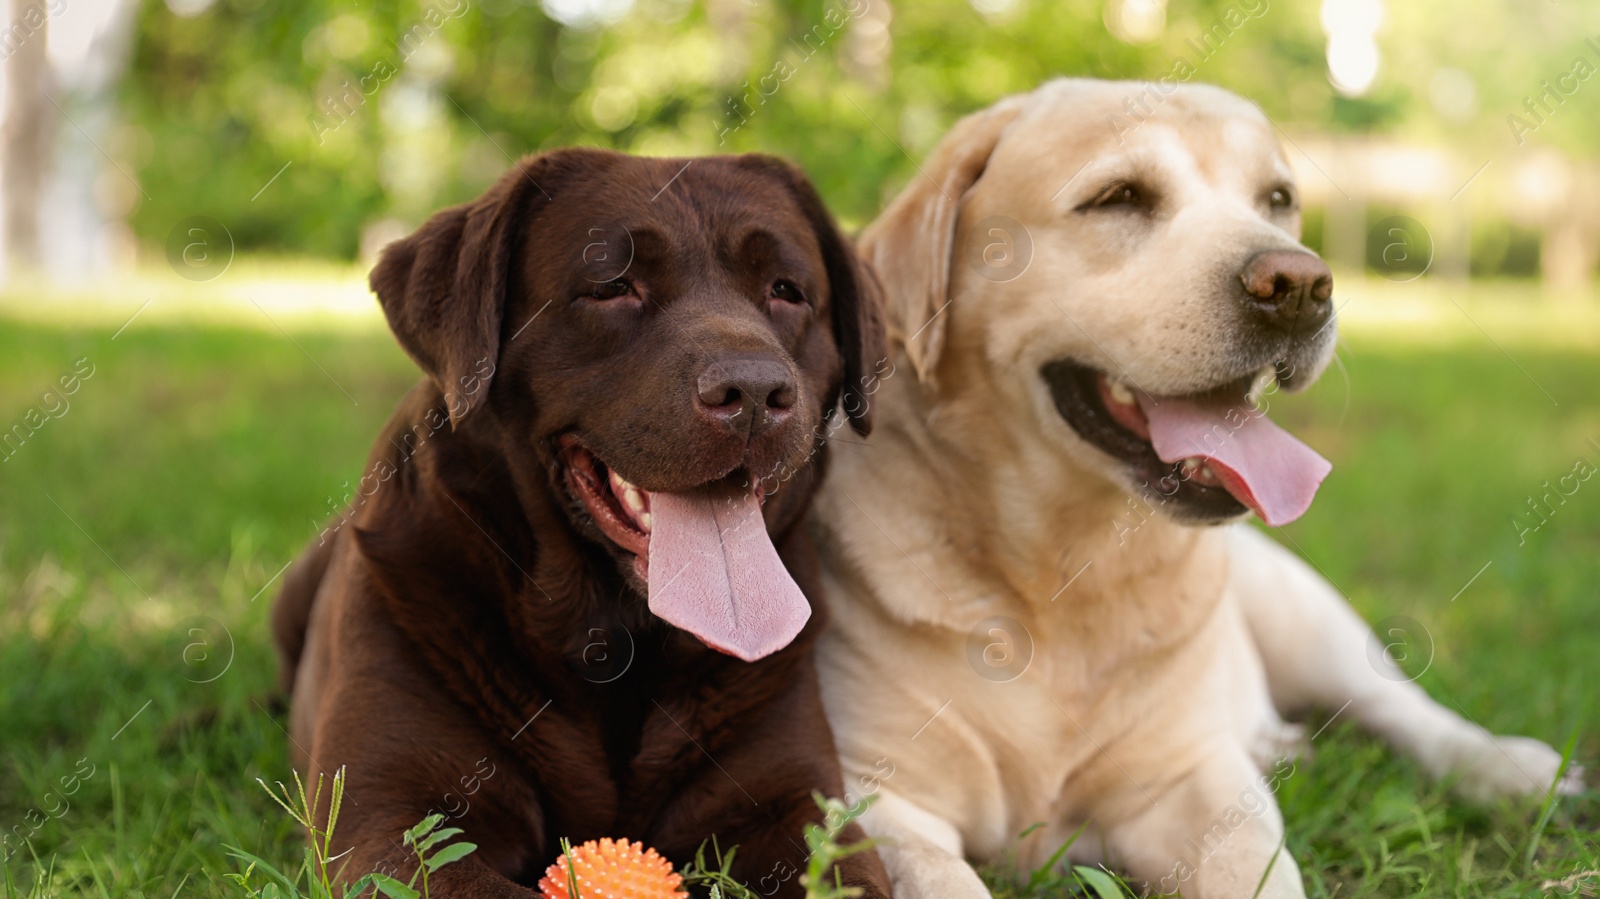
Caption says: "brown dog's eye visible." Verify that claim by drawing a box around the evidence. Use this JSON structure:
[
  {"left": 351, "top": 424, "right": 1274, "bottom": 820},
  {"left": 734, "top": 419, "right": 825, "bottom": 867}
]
[
  {"left": 588, "top": 278, "right": 634, "bottom": 300},
  {"left": 1269, "top": 187, "right": 1295, "bottom": 209},
  {"left": 769, "top": 280, "right": 805, "bottom": 304}
]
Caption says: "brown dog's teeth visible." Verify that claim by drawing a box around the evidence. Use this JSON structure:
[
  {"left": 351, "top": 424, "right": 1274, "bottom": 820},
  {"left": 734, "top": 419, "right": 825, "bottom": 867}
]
[
  {"left": 622, "top": 486, "right": 646, "bottom": 519},
  {"left": 604, "top": 467, "right": 650, "bottom": 529}
]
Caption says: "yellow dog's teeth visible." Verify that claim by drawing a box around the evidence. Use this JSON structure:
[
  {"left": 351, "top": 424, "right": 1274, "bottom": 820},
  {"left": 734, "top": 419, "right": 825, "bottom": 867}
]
[
  {"left": 1248, "top": 364, "right": 1279, "bottom": 404},
  {"left": 1107, "top": 377, "right": 1136, "bottom": 407},
  {"left": 1180, "top": 457, "right": 1223, "bottom": 486}
]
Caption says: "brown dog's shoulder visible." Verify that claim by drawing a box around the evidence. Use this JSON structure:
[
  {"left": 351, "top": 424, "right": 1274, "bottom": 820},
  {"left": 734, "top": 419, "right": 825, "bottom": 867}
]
[{"left": 269, "top": 529, "right": 337, "bottom": 696}]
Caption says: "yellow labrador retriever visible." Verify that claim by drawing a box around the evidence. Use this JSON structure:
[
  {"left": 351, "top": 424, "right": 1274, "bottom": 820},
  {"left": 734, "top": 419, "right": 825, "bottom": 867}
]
[{"left": 812, "top": 79, "right": 1579, "bottom": 898}]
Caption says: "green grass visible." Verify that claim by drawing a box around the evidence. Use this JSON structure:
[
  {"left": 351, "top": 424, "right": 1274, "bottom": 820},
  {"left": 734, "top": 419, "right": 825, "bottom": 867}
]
[
  {"left": 2, "top": 288, "right": 1598, "bottom": 897},
  {"left": 227, "top": 770, "right": 479, "bottom": 899}
]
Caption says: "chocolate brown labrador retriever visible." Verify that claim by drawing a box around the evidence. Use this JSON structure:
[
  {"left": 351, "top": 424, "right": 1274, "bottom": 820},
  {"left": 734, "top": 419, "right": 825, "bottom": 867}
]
[{"left": 271, "top": 147, "right": 891, "bottom": 897}]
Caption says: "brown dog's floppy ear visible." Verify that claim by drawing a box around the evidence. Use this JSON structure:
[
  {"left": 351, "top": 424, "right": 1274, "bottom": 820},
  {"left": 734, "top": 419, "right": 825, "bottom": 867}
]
[
  {"left": 861, "top": 96, "right": 1025, "bottom": 385},
  {"left": 754, "top": 159, "right": 887, "bottom": 436},
  {"left": 370, "top": 157, "right": 548, "bottom": 427}
]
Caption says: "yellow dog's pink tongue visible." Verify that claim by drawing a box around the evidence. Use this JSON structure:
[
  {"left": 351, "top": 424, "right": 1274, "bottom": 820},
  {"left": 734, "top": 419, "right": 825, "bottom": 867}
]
[
  {"left": 646, "top": 490, "right": 811, "bottom": 662},
  {"left": 1138, "top": 396, "right": 1331, "bottom": 526}
]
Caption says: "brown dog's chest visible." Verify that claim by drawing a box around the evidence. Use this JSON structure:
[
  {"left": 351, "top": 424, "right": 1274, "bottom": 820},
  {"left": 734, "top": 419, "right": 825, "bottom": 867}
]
[{"left": 384, "top": 561, "right": 794, "bottom": 853}]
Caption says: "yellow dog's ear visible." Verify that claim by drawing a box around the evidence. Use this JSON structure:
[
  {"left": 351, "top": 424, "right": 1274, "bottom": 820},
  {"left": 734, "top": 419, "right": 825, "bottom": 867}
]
[{"left": 861, "top": 96, "right": 1025, "bottom": 385}]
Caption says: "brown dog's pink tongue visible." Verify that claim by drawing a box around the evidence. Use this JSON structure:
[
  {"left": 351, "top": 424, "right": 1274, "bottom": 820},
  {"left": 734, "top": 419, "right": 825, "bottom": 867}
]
[
  {"left": 646, "top": 490, "right": 811, "bottom": 662},
  {"left": 1138, "top": 396, "right": 1332, "bottom": 527}
]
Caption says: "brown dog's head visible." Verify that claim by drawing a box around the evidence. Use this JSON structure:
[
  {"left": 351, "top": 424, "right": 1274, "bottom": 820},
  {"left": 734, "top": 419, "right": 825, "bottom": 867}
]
[{"left": 371, "top": 148, "right": 882, "bottom": 660}]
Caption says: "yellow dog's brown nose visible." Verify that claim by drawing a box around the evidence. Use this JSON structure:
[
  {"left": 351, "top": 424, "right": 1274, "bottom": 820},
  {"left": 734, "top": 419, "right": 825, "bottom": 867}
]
[{"left": 1240, "top": 249, "right": 1334, "bottom": 335}]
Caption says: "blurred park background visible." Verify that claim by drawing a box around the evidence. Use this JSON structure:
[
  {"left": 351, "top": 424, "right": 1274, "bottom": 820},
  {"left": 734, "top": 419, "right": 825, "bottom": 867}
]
[
  {"left": 3, "top": 0, "right": 1599, "bottom": 896},
  {"left": 2, "top": 0, "right": 1600, "bottom": 282}
]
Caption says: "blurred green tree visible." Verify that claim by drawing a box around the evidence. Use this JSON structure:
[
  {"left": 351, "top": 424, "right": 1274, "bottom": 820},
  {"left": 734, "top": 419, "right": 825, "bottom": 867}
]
[{"left": 116, "top": 0, "right": 1600, "bottom": 258}]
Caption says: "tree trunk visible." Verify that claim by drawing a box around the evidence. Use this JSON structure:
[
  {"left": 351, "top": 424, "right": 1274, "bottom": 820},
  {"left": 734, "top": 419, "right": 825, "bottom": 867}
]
[
  {"left": 1540, "top": 164, "right": 1599, "bottom": 302},
  {"left": 4, "top": 0, "right": 53, "bottom": 275}
]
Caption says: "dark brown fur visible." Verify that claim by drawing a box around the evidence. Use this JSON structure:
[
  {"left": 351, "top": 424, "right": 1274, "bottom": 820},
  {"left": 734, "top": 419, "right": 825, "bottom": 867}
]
[{"left": 271, "top": 148, "right": 889, "bottom": 897}]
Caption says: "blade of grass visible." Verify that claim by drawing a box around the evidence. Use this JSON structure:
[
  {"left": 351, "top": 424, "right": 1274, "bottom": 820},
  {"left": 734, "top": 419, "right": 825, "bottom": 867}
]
[
  {"left": 1026, "top": 821, "right": 1088, "bottom": 893},
  {"left": 1251, "top": 831, "right": 1289, "bottom": 899},
  {"left": 1073, "top": 865, "right": 1127, "bottom": 899},
  {"left": 1525, "top": 727, "right": 1581, "bottom": 872}
]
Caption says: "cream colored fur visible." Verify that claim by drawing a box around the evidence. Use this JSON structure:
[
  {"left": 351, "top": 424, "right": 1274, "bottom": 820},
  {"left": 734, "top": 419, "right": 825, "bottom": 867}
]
[{"left": 812, "top": 79, "right": 1579, "bottom": 899}]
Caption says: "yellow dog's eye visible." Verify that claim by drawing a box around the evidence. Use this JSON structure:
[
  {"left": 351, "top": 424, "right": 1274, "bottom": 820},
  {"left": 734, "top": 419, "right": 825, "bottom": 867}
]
[
  {"left": 1075, "top": 179, "right": 1152, "bottom": 211},
  {"left": 1089, "top": 183, "right": 1145, "bottom": 209},
  {"left": 1269, "top": 187, "right": 1295, "bottom": 209}
]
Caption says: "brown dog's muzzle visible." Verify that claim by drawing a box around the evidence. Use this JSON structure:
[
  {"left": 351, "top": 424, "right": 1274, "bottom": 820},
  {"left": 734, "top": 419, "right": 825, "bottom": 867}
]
[{"left": 695, "top": 355, "right": 798, "bottom": 440}]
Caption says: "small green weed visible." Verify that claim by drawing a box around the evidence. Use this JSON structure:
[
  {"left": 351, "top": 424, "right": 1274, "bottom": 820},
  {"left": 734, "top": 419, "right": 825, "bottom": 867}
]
[
  {"left": 673, "top": 793, "right": 877, "bottom": 899},
  {"left": 224, "top": 769, "right": 477, "bottom": 899}
]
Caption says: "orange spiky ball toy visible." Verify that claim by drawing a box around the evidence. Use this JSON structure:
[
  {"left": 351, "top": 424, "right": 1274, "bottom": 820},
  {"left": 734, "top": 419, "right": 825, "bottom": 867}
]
[{"left": 537, "top": 837, "right": 687, "bottom": 899}]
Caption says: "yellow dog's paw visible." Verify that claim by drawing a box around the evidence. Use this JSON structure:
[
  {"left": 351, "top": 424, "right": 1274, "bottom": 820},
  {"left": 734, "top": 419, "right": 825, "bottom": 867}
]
[{"left": 1453, "top": 734, "right": 1583, "bottom": 803}]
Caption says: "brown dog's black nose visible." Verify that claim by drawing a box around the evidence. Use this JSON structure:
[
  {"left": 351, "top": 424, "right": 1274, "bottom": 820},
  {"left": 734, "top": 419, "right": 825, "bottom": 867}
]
[
  {"left": 1240, "top": 249, "right": 1334, "bottom": 335},
  {"left": 696, "top": 357, "right": 796, "bottom": 436}
]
